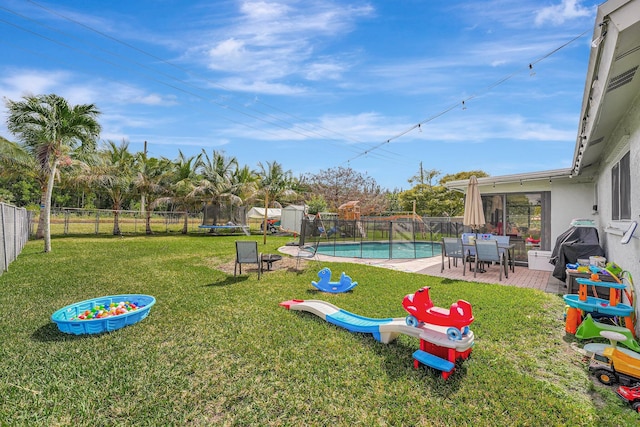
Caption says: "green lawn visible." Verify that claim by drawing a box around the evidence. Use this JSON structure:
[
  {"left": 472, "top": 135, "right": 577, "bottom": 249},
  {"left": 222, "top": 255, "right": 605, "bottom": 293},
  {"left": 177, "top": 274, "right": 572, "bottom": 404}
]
[{"left": 0, "top": 235, "right": 636, "bottom": 426}]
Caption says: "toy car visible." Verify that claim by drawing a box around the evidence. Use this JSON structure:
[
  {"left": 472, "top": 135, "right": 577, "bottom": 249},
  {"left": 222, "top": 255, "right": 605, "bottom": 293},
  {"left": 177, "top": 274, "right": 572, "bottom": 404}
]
[
  {"left": 402, "top": 286, "right": 474, "bottom": 340},
  {"left": 589, "top": 346, "right": 640, "bottom": 386},
  {"left": 616, "top": 384, "right": 640, "bottom": 412}
]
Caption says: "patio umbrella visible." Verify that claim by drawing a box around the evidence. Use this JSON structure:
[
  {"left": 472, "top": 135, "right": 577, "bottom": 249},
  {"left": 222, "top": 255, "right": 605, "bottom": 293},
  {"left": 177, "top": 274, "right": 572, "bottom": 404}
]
[{"left": 463, "top": 175, "right": 485, "bottom": 235}]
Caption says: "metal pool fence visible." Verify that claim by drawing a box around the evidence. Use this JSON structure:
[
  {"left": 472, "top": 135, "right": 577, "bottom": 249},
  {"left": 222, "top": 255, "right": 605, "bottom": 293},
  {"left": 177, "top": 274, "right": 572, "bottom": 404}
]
[
  {"left": 1, "top": 203, "right": 31, "bottom": 275},
  {"left": 299, "top": 216, "right": 465, "bottom": 259}
]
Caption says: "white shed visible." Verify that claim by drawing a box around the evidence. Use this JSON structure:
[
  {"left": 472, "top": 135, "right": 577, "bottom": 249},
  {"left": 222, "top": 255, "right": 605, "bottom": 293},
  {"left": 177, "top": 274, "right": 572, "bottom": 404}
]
[{"left": 280, "top": 205, "right": 306, "bottom": 234}]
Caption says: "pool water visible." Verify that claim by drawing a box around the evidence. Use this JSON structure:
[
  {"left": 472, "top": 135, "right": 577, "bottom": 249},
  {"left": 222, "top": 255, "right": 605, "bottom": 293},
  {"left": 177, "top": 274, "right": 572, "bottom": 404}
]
[{"left": 316, "top": 241, "right": 441, "bottom": 259}]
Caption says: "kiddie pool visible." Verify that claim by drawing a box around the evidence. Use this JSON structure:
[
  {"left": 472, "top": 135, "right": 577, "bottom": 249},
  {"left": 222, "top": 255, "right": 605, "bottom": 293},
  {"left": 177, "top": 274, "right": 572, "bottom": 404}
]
[{"left": 51, "top": 294, "right": 156, "bottom": 335}]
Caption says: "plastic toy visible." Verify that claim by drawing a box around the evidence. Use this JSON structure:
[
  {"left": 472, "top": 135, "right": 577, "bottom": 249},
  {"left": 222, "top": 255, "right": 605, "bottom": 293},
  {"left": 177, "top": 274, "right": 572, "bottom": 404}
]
[
  {"left": 564, "top": 278, "right": 635, "bottom": 337},
  {"left": 616, "top": 384, "right": 640, "bottom": 412},
  {"left": 311, "top": 267, "right": 358, "bottom": 293},
  {"left": 575, "top": 314, "right": 640, "bottom": 352},
  {"left": 280, "top": 287, "right": 474, "bottom": 380},
  {"left": 402, "top": 286, "right": 474, "bottom": 340},
  {"left": 51, "top": 294, "right": 155, "bottom": 335},
  {"left": 589, "top": 332, "right": 640, "bottom": 386}
]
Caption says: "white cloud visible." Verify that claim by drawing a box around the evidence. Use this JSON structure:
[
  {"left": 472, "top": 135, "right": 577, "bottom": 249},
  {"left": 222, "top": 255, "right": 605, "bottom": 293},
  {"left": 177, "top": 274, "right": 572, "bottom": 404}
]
[
  {"left": 193, "top": 1, "right": 374, "bottom": 92},
  {"left": 535, "top": 0, "right": 593, "bottom": 26}
]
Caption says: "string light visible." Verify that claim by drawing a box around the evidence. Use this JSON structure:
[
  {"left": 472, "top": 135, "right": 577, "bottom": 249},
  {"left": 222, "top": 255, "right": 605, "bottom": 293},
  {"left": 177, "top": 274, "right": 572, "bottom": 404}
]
[{"left": 345, "top": 29, "right": 590, "bottom": 164}]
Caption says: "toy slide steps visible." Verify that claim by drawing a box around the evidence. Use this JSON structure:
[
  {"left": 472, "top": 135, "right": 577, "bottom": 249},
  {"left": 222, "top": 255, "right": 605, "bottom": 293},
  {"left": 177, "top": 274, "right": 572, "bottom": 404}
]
[{"left": 412, "top": 350, "right": 455, "bottom": 373}]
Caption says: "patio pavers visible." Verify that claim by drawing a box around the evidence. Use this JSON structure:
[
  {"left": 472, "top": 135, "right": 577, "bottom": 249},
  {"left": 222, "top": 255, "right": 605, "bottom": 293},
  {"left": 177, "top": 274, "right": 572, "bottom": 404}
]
[{"left": 278, "top": 245, "right": 566, "bottom": 294}]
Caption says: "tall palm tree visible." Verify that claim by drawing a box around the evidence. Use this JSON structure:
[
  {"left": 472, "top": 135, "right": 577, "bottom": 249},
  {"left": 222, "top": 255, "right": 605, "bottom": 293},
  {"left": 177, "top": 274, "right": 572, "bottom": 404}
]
[
  {"left": 193, "top": 150, "right": 242, "bottom": 224},
  {"left": 231, "top": 165, "right": 259, "bottom": 205},
  {"left": 83, "top": 140, "right": 135, "bottom": 235},
  {"left": 194, "top": 149, "right": 239, "bottom": 203},
  {"left": 134, "top": 153, "right": 173, "bottom": 234},
  {"left": 256, "top": 160, "right": 297, "bottom": 208},
  {"left": 5, "top": 94, "right": 101, "bottom": 252},
  {"left": 164, "top": 150, "right": 203, "bottom": 234}
]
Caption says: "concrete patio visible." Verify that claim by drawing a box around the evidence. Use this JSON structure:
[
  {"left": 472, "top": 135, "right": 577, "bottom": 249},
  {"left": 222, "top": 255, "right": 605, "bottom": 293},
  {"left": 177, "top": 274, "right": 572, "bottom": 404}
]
[{"left": 278, "top": 245, "right": 566, "bottom": 294}]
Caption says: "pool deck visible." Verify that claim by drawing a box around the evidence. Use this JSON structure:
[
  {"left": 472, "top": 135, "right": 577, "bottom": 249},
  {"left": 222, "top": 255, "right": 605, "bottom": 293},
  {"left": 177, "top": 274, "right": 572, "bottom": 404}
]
[{"left": 278, "top": 246, "right": 565, "bottom": 295}]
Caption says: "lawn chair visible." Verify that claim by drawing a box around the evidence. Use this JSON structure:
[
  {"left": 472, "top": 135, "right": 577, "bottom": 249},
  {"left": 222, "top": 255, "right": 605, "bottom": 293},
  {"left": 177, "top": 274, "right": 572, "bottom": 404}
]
[
  {"left": 294, "top": 240, "right": 319, "bottom": 270},
  {"left": 474, "top": 239, "right": 507, "bottom": 281},
  {"left": 234, "top": 241, "right": 262, "bottom": 279},
  {"left": 441, "top": 237, "right": 465, "bottom": 275}
]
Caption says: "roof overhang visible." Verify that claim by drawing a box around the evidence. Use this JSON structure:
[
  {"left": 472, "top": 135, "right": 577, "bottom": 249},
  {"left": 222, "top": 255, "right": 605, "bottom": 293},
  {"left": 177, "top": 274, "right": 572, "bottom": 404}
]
[
  {"left": 444, "top": 168, "right": 580, "bottom": 193},
  {"left": 572, "top": 0, "right": 640, "bottom": 176}
]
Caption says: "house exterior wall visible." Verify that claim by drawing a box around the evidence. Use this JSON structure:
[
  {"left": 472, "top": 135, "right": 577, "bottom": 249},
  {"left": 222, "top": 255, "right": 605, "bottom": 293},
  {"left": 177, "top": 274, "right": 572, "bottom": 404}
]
[
  {"left": 550, "top": 181, "right": 597, "bottom": 242},
  {"left": 594, "top": 95, "right": 640, "bottom": 321}
]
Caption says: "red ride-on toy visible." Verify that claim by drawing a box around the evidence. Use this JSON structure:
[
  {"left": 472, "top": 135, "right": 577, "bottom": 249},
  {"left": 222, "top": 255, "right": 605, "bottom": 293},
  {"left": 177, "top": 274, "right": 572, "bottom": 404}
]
[
  {"left": 616, "top": 384, "right": 640, "bottom": 412},
  {"left": 402, "top": 286, "right": 474, "bottom": 340},
  {"left": 260, "top": 219, "right": 279, "bottom": 234}
]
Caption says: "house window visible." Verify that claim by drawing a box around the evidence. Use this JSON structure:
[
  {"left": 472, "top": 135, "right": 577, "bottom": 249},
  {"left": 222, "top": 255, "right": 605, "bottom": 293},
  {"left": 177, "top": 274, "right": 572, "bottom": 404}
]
[{"left": 611, "top": 151, "right": 631, "bottom": 220}]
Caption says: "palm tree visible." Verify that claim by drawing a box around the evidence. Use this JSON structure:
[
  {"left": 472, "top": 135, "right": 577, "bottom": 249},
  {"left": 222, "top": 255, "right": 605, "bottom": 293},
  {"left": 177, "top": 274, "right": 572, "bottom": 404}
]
[
  {"left": 5, "top": 94, "right": 101, "bottom": 252},
  {"left": 231, "top": 165, "right": 259, "bottom": 205},
  {"left": 256, "top": 160, "right": 297, "bottom": 208},
  {"left": 255, "top": 161, "right": 297, "bottom": 242},
  {"left": 133, "top": 153, "right": 174, "bottom": 234},
  {"left": 164, "top": 150, "right": 203, "bottom": 234},
  {"left": 83, "top": 141, "right": 135, "bottom": 235},
  {"left": 193, "top": 150, "right": 241, "bottom": 224}
]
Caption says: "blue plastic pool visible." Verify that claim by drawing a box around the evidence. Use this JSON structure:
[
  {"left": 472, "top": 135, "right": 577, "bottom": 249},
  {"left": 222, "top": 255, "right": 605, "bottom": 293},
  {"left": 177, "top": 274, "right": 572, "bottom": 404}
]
[
  {"left": 51, "top": 294, "right": 155, "bottom": 335},
  {"left": 316, "top": 241, "right": 441, "bottom": 259}
]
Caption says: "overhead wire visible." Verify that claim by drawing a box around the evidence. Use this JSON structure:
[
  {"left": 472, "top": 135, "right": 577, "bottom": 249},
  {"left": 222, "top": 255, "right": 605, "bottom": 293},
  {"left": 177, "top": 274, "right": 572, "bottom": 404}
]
[{"left": 344, "top": 29, "right": 591, "bottom": 164}]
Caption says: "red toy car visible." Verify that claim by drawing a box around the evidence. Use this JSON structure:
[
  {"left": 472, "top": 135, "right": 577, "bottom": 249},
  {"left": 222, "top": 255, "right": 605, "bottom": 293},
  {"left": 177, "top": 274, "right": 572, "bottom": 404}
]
[
  {"left": 402, "top": 286, "right": 474, "bottom": 340},
  {"left": 616, "top": 384, "right": 640, "bottom": 412}
]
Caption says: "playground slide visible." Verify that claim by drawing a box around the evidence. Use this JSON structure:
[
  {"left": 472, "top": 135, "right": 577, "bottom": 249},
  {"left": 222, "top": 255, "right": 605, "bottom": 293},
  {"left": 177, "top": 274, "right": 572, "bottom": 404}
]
[{"left": 279, "top": 299, "right": 474, "bottom": 348}]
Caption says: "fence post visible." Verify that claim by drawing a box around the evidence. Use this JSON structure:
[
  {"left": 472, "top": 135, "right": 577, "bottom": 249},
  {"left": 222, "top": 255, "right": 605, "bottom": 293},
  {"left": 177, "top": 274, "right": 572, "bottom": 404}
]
[
  {"left": 95, "top": 212, "right": 100, "bottom": 234},
  {"left": 64, "top": 210, "right": 69, "bottom": 235}
]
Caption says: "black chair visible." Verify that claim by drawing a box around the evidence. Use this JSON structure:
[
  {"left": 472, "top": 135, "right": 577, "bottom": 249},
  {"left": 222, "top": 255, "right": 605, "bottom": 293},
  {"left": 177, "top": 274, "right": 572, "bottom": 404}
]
[{"left": 234, "top": 241, "right": 262, "bottom": 279}]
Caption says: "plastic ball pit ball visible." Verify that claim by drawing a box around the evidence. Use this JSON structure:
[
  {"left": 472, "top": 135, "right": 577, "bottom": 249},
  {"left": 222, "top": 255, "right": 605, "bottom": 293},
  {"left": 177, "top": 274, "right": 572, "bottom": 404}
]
[{"left": 51, "top": 294, "right": 156, "bottom": 335}]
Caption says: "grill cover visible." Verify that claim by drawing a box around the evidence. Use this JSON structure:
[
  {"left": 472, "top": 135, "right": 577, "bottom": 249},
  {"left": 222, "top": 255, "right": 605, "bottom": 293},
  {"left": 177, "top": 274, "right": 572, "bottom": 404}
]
[{"left": 550, "top": 226, "right": 605, "bottom": 281}]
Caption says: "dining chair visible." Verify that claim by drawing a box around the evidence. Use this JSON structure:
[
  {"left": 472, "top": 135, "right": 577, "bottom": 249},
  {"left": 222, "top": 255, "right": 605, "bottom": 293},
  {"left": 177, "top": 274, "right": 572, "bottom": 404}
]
[
  {"left": 441, "top": 237, "right": 465, "bottom": 275},
  {"left": 474, "top": 240, "right": 507, "bottom": 280},
  {"left": 234, "top": 241, "right": 262, "bottom": 279}
]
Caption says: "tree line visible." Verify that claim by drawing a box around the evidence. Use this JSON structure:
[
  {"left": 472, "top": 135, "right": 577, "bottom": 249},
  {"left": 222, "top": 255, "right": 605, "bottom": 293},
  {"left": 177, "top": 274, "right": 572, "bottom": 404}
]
[{"left": 1, "top": 94, "right": 487, "bottom": 252}]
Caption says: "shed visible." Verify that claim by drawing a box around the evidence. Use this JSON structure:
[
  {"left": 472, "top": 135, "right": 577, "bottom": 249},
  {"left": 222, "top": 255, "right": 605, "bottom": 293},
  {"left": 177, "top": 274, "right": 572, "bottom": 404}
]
[{"left": 280, "top": 205, "right": 306, "bottom": 234}]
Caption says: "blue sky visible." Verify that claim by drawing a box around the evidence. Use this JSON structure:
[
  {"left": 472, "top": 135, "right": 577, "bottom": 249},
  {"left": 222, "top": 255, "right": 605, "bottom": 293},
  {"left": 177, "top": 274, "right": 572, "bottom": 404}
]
[{"left": 0, "top": 0, "right": 599, "bottom": 190}]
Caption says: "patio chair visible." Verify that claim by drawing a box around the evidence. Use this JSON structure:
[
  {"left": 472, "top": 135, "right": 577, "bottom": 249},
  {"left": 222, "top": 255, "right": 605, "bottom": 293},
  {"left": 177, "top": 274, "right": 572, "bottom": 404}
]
[
  {"left": 234, "top": 241, "right": 262, "bottom": 279},
  {"left": 294, "top": 240, "right": 320, "bottom": 270},
  {"left": 474, "top": 239, "right": 507, "bottom": 281},
  {"left": 493, "top": 235, "right": 514, "bottom": 272},
  {"left": 441, "top": 237, "right": 465, "bottom": 276}
]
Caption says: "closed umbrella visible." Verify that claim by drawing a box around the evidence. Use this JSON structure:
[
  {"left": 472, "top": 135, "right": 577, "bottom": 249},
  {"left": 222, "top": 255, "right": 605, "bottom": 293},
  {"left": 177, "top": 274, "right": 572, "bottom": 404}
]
[
  {"left": 463, "top": 175, "right": 486, "bottom": 272},
  {"left": 463, "top": 175, "right": 485, "bottom": 235}
]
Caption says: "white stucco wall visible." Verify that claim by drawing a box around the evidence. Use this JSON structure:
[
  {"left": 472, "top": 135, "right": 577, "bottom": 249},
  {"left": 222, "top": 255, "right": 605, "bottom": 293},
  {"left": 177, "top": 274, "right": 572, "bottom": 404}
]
[
  {"left": 594, "top": 96, "right": 640, "bottom": 330},
  {"left": 549, "top": 181, "right": 597, "bottom": 243}
]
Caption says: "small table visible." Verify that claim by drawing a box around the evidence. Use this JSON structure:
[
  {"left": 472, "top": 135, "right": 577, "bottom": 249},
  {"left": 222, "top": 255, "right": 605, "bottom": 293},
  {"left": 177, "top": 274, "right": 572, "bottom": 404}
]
[{"left": 261, "top": 254, "right": 282, "bottom": 271}]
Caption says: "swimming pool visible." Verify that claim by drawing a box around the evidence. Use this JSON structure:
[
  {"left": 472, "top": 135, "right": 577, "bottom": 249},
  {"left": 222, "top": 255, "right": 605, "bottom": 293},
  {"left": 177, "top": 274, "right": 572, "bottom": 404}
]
[{"left": 315, "top": 241, "right": 442, "bottom": 259}]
